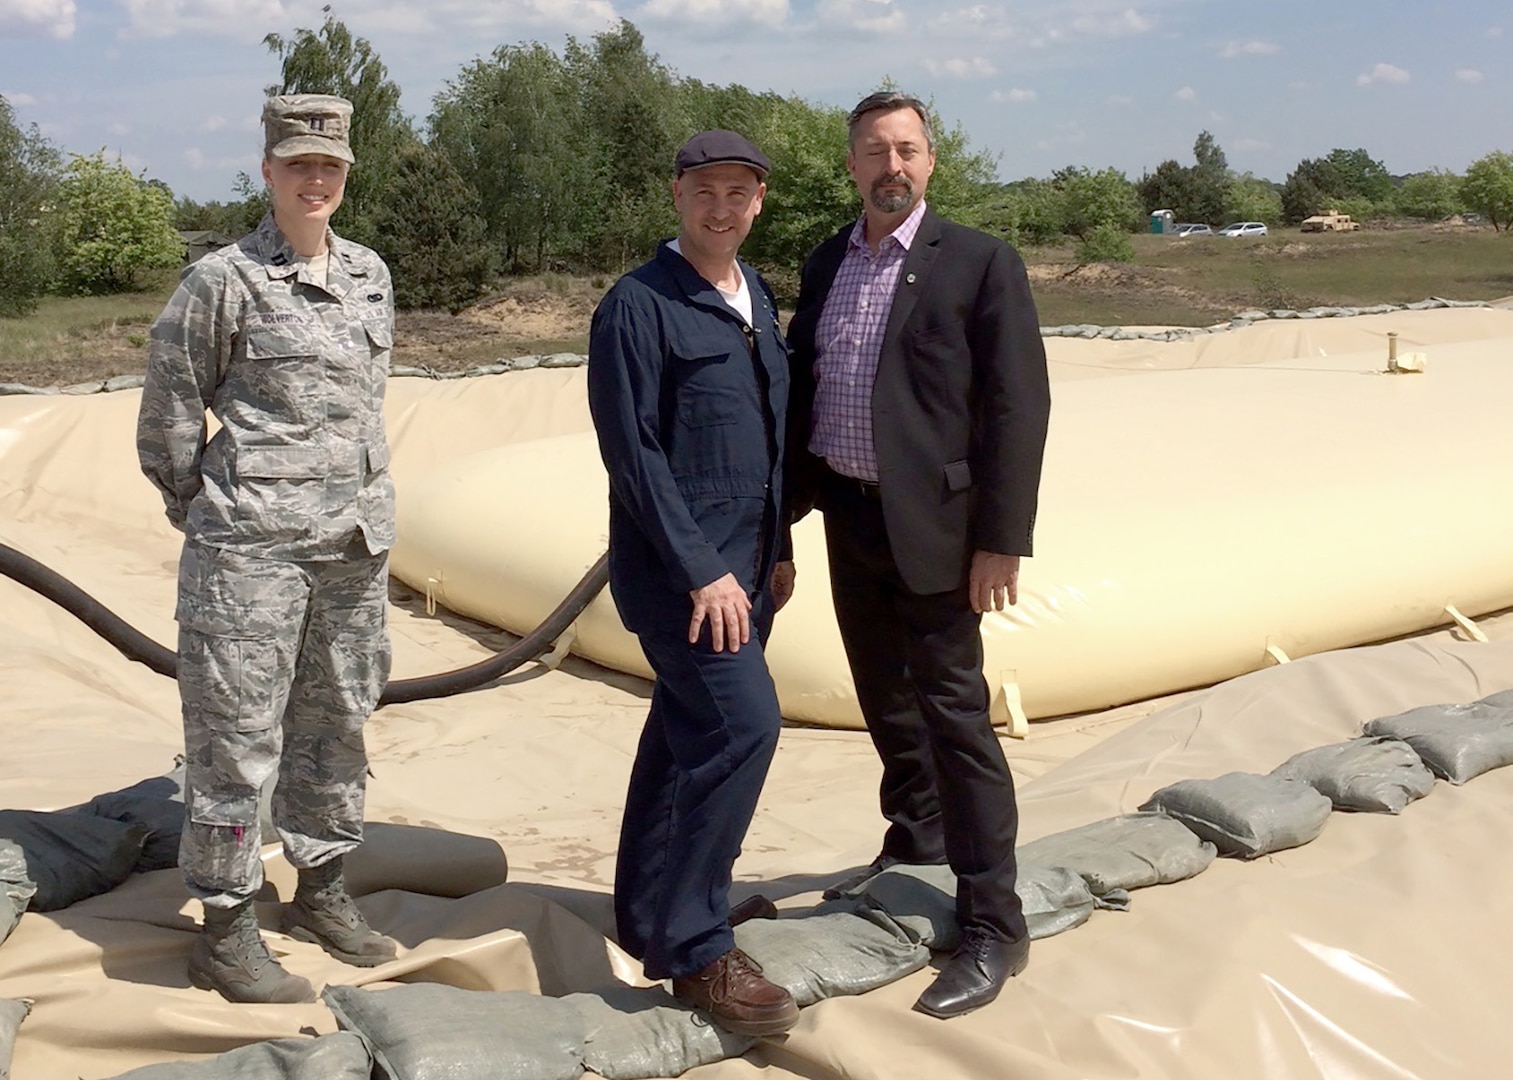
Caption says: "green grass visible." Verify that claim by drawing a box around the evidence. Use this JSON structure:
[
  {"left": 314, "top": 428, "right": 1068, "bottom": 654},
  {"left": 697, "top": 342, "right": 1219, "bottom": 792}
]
[
  {"left": 0, "top": 283, "right": 175, "bottom": 386},
  {"left": 1025, "top": 226, "right": 1513, "bottom": 326}
]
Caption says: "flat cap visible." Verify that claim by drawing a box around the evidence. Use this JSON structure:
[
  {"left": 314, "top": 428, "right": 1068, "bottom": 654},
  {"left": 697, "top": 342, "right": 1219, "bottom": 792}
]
[
  {"left": 262, "top": 94, "right": 355, "bottom": 164},
  {"left": 674, "top": 130, "right": 771, "bottom": 179}
]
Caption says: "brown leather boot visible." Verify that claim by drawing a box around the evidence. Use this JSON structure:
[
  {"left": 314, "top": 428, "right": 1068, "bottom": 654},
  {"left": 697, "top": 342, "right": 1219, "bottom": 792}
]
[
  {"left": 282, "top": 856, "right": 398, "bottom": 967},
  {"left": 672, "top": 947, "right": 799, "bottom": 1036},
  {"left": 188, "top": 899, "right": 316, "bottom": 1004}
]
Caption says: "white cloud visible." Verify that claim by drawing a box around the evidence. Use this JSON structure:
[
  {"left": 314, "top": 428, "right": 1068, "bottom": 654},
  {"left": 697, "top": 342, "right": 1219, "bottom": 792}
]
[
  {"left": 1486, "top": 26, "right": 1503, "bottom": 38},
  {"left": 185, "top": 147, "right": 257, "bottom": 172},
  {"left": 927, "top": 4, "right": 1015, "bottom": 41},
  {"left": 118, "top": 0, "right": 288, "bottom": 39},
  {"left": 1069, "top": 8, "right": 1150, "bottom": 38},
  {"left": 1455, "top": 69, "right": 1484, "bottom": 84},
  {"left": 638, "top": 0, "right": 787, "bottom": 25},
  {"left": 2, "top": 91, "right": 40, "bottom": 107},
  {"left": 108, "top": 121, "right": 131, "bottom": 136},
  {"left": 0, "top": 0, "right": 75, "bottom": 38},
  {"left": 119, "top": 0, "right": 618, "bottom": 40},
  {"left": 1233, "top": 137, "right": 1269, "bottom": 153},
  {"left": 1174, "top": 85, "right": 1196, "bottom": 102},
  {"left": 202, "top": 115, "right": 228, "bottom": 132},
  {"left": 818, "top": 0, "right": 904, "bottom": 34},
  {"left": 1356, "top": 62, "right": 1410, "bottom": 86},
  {"left": 925, "top": 56, "right": 997, "bottom": 78},
  {"left": 1106, "top": 93, "right": 1133, "bottom": 106},
  {"left": 989, "top": 87, "right": 1037, "bottom": 104},
  {"left": 1219, "top": 40, "right": 1278, "bottom": 58}
]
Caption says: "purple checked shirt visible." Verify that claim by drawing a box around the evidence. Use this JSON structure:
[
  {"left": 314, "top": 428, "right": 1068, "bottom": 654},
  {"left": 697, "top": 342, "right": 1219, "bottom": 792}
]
[{"left": 809, "top": 200, "right": 928, "bottom": 482}]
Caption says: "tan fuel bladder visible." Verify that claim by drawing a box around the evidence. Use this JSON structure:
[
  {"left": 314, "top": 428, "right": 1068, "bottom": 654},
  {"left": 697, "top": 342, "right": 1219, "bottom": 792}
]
[{"left": 391, "top": 338, "right": 1513, "bottom": 726}]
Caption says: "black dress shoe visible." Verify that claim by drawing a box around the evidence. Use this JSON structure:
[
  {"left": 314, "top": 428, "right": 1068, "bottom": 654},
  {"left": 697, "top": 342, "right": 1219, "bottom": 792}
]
[
  {"left": 913, "top": 927, "right": 1029, "bottom": 1019},
  {"left": 821, "top": 855, "right": 900, "bottom": 900}
]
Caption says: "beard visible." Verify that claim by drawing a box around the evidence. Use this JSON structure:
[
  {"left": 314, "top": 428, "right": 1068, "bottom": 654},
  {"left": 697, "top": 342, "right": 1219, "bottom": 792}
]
[{"left": 868, "top": 173, "right": 914, "bottom": 213}]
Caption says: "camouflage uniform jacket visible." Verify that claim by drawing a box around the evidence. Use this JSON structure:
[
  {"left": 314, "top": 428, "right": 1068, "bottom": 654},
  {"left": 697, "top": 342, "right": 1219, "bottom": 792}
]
[{"left": 137, "top": 214, "right": 396, "bottom": 559}]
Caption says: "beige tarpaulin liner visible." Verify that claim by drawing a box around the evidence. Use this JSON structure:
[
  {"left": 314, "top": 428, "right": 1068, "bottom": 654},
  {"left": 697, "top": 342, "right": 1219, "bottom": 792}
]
[{"left": 3, "top": 307, "right": 1513, "bottom": 1078}]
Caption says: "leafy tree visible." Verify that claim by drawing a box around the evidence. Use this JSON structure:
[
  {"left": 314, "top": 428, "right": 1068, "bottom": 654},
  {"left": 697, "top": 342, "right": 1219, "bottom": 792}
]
[
  {"left": 1461, "top": 151, "right": 1513, "bottom": 231},
  {"left": 1393, "top": 169, "right": 1464, "bottom": 221},
  {"left": 980, "top": 178, "right": 1065, "bottom": 246},
  {"left": 921, "top": 107, "right": 1000, "bottom": 230},
  {"left": 174, "top": 194, "right": 264, "bottom": 236},
  {"left": 1053, "top": 165, "right": 1141, "bottom": 239},
  {"left": 52, "top": 150, "right": 181, "bottom": 293},
  {"left": 566, "top": 20, "right": 686, "bottom": 269},
  {"left": 1189, "top": 131, "right": 1230, "bottom": 226},
  {"left": 1325, "top": 148, "right": 1392, "bottom": 203},
  {"left": 0, "top": 96, "right": 61, "bottom": 316},
  {"left": 370, "top": 143, "right": 495, "bottom": 311},
  {"left": 430, "top": 42, "right": 591, "bottom": 272},
  {"left": 1280, "top": 156, "right": 1341, "bottom": 223},
  {"left": 1139, "top": 159, "right": 1198, "bottom": 218},
  {"left": 264, "top": 6, "right": 416, "bottom": 248},
  {"left": 1076, "top": 222, "right": 1134, "bottom": 264},
  {"left": 1225, "top": 173, "right": 1283, "bottom": 223},
  {"left": 743, "top": 95, "right": 853, "bottom": 284}
]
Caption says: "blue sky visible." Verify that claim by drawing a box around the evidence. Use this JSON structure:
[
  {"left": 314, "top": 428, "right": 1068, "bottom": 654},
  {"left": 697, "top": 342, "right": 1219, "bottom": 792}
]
[{"left": 2, "top": 0, "right": 1508, "bottom": 202}]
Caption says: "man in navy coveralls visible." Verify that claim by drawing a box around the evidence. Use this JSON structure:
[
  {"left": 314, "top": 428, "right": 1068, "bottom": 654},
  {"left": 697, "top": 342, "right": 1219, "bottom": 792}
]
[{"left": 586, "top": 130, "right": 797, "bottom": 1037}]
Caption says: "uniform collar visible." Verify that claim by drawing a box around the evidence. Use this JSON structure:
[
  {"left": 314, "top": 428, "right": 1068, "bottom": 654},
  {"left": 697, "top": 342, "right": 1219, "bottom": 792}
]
[{"left": 252, "top": 213, "right": 371, "bottom": 298}]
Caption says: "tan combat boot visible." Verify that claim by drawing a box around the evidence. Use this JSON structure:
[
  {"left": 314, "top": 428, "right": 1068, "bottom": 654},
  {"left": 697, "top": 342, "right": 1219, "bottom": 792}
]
[
  {"left": 188, "top": 899, "right": 316, "bottom": 1004},
  {"left": 282, "top": 856, "right": 398, "bottom": 967}
]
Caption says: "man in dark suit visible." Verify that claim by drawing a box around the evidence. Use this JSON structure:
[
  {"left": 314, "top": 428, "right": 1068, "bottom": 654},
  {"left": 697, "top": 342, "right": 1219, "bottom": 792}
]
[
  {"left": 587, "top": 130, "right": 797, "bottom": 1037},
  {"left": 781, "top": 92, "right": 1051, "bottom": 1019}
]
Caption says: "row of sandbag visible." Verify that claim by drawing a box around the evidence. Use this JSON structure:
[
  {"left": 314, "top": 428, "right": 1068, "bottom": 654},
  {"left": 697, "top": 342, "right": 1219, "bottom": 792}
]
[
  {"left": 30, "top": 689, "right": 1513, "bottom": 1080},
  {"left": 0, "top": 770, "right": 194, "bottom": 950}
]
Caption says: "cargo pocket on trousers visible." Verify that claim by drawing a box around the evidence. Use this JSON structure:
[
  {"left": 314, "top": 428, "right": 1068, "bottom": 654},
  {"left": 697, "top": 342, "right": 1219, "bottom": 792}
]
[
  {"left": 180, "top": 632, "right": 282, "bottom": 735},
  {"left": 179, "top": 630, "right": 284, "bottom": 826}
]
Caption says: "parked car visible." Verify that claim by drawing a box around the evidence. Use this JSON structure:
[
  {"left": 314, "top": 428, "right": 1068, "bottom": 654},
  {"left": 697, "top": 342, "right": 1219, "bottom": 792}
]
[
  {"left": 1218, "top": 221, "right": 1268, "bottom": 238},
  {"left": 1174, "top": 223, "right": 1213, "bottom": 237}
]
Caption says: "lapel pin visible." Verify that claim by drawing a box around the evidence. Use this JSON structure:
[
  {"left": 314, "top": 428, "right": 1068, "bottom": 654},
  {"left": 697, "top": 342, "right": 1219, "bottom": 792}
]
[{"left": 906, "top": 273, "right": 916, "bottom": 284}]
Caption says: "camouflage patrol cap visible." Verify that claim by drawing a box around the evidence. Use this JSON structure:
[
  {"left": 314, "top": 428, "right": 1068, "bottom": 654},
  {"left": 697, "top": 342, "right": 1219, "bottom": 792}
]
[{"left": 262, "top": 94, "right": 355, "bottom": 164}]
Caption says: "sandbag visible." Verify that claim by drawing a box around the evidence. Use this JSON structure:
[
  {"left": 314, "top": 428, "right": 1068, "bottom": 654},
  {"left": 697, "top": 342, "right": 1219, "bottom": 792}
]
[
  {"left": 0, "top": 840, "right": 35, "bottom": 947},
  {"left": 323, "top": 983, "right": 584, "bottom": 1080},
  {"left": 1365, "top": 700, "right": 1513, "bottom": 784},
  {"left": 826, "top": 860, "right": 1105, "bottom": 949},
  {"left": 1019, "top": 812, "right": 1218, "bottom": 895},
  {"left": 565, "top": 986, "right": 752, "bottom": 1080},
  {"left": 1270, "top": 736, "right": 1436, "bottom": 813},
  {"left": 1, "top": 998, "right": 29, "bottom": 1080},
  {"left": 732, "top": 911, "right": 929, "bottom": 1007},
  {"left": 81, "top": 773, "right": 187, "bottom": 873},
  {"left": 103, "top": 1033, "right": 372, "bottom": 1079},
  {"left": 1139, "top": 773, "right": 1333, "bottom": 859},
  {"left": 0, "top": 810, "right": 147, "bottom": 911}
]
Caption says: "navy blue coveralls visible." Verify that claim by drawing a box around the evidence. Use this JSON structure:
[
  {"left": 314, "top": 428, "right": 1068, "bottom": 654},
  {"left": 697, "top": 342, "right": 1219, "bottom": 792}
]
[{"left": 587, "top": 241, "right": 789, "bottom": 981}]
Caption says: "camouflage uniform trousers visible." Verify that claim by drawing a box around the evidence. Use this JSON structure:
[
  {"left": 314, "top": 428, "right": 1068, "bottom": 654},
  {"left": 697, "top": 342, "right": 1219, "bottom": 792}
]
[{"left": 175, "top": 535, "right": 390, "bottom": 908}]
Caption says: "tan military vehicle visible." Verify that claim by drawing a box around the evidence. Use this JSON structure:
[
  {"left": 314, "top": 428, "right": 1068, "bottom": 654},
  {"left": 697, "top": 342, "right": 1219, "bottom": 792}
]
[{"left": 1300, "top": 210, "right": 1361, "bottom": 232}]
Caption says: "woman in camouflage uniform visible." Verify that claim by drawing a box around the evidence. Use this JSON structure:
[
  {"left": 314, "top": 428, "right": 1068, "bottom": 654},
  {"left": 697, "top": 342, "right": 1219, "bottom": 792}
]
[{"left": 136, "top": 95, "right": 398, "bottom": 1003}]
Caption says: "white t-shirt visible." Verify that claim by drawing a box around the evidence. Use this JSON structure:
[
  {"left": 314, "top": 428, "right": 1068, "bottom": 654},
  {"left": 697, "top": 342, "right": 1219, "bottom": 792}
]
[
  {"left": 669, "top": 239, "right": 753, "bottom": 326},
  {"left": 298, "top": 249, "right": 331, "bottom": 291}
]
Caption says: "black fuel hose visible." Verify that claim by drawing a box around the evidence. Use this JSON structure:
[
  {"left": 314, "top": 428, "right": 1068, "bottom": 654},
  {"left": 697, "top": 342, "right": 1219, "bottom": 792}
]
[{"left": 0, "top": 540, "right": 609, "bottom": 705}]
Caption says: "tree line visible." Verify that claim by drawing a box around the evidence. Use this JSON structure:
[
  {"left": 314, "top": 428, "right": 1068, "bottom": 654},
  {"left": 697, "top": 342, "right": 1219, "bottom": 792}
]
[{"left": 4, "top": 12, "right": 1512, "bottom": 319}]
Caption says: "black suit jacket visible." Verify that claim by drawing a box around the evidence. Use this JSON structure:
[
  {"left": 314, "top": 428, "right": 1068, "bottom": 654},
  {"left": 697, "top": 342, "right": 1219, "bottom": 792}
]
[{"left": 786, "top": 207, "right": 1051, "bottom": 595}]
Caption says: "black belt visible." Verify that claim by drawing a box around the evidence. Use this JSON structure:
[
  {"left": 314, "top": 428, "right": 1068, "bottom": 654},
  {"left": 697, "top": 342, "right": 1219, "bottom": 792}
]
[{"left": 822, "top": 464, "right": 881, "bottom": 501}]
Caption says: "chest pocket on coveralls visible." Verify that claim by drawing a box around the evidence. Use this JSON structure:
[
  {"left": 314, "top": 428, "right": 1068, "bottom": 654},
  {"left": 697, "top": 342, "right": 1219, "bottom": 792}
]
[{"left": 673, "top": 335, "right": 745, "bottom": 428}]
